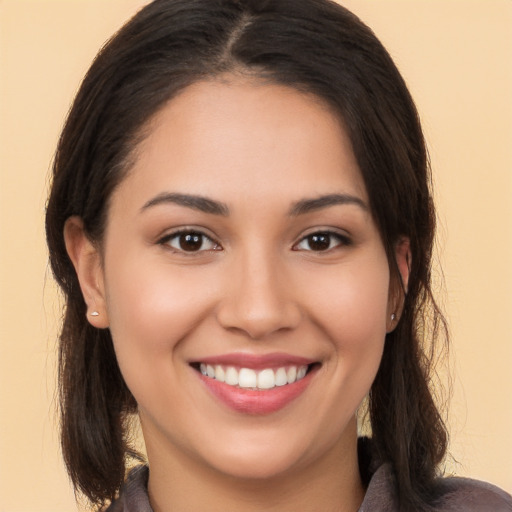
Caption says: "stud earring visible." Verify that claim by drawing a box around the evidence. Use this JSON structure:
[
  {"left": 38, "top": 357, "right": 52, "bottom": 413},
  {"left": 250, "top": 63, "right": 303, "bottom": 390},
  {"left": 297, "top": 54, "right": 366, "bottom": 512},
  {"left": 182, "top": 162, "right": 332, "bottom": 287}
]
[
  {"left": 390, "top": 313, "right": 396, "bottom": 321},
  {"left": 90, "top": 311, "right": 100, "bottom": 317}
]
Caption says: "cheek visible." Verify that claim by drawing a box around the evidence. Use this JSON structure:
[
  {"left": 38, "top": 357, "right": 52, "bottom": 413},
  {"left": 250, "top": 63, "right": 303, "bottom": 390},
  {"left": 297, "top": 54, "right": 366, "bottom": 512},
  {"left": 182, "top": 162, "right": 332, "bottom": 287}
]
[
  {"left": 102, "top": 254, "right": 221, "bottom": 419},
  {"left": 304, "top": 259, "right": 390, "bottom": 347},
  {"left": 300, "top": 256, "right": 390, "bottom": 399},
  {"left": 102, "top": 250, "right": 218, "bottom": 392},
  {"left": 105, "top": 254, "right": 213, "bottom": 342}
]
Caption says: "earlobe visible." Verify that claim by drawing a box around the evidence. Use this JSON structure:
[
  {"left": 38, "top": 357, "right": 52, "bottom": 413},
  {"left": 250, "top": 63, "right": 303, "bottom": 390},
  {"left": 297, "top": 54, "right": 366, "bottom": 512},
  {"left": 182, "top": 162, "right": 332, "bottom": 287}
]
[
  {"left": 63, "top": 216, "right": 109, "bottom": 328},
  {"left": 387, "top": 237, "right": 411, "bottom": 332}
]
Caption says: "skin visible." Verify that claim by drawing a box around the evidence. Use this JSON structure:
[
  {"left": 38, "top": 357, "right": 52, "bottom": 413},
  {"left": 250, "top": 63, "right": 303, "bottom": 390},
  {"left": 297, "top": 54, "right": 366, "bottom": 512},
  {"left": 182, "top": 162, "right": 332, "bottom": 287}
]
[{"left": 65, "top": 77, "right": 409, "bottom": 512}]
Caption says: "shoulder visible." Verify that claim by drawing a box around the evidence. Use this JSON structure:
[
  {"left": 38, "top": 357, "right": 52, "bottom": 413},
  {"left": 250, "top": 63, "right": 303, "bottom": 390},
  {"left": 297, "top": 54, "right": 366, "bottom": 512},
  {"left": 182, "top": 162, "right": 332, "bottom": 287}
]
[
  {"left": 432, "top": 475, "right": 512, "bottom": 512},
  {"left": 104, "top": 465, "right": 151, "bottom": 512},
  {"left": 357, "top": 436, "right": 512, "bottom": 512},
  {"left": 360, "top": 466, "right": 512, "bottom": 512}
]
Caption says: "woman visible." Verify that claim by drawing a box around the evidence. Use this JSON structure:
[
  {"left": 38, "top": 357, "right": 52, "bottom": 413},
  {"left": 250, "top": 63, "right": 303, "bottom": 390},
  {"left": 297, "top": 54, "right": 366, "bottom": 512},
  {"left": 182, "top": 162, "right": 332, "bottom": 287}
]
[{"left": 45, "top": 0, "right": 512, "bottom": 511}]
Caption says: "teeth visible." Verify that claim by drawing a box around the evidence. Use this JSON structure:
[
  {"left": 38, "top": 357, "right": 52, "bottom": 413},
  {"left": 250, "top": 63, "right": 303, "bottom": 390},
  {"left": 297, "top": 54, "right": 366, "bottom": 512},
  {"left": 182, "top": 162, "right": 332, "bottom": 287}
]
[
  {"left": 199, "top": 364, "right": 309, "bottom": 390},
  {"left": 257, "top": 369, "right": 275, "bottom": 389},
  {"left": 286, "top": 366, "right": 297, "bottom": 384},
  {"left": 214, "top": 365, "right": 225, "bottom": 382},
  {"left": 239, "top": 368, "right": 257, "bottom": 388},
  {"left": 225, "top": 366, "right": 239, "bottom": 386},
  {"left": 275, "top": 367, "right": 288, "bottom": 386}
]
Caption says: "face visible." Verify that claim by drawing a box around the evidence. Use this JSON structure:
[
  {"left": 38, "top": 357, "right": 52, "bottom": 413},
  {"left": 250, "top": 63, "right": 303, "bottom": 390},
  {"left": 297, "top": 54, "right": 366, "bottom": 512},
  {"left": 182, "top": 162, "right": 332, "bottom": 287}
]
[{"left": 73, "top": 78, "right": 401, "bottom": 480}]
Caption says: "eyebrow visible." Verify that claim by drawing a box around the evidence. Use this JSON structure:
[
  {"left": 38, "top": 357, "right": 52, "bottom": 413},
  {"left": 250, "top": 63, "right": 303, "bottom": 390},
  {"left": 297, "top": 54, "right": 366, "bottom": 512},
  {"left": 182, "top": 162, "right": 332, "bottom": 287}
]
[
  {"left": 288, "top": 193, "right": 368, "bottom": 216},
  {"left": 140, "top": 192, "right": 367, "bottom": 217},
  {"left": 141, "top": 192, "right": 230, "bottom": 216}
]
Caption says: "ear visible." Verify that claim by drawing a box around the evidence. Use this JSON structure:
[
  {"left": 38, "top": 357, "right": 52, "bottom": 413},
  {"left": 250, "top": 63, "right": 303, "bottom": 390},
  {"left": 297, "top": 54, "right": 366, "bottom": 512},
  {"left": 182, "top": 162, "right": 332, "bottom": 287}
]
[
  {"left": 386, "top": 237, "right": 411, "bottom": 332},
  {"left": 64, "top": 216, "right": 109, "bottom": 328}
]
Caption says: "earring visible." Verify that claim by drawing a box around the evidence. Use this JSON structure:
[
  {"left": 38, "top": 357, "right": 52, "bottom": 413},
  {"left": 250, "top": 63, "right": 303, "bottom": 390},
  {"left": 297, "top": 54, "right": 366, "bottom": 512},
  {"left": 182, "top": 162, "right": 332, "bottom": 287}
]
[
  {"left": 90, "top": 311, "right": 100, "bottom": 317},
  {"left": 390, "top": 313, "right": 396, "bottom": 321}
]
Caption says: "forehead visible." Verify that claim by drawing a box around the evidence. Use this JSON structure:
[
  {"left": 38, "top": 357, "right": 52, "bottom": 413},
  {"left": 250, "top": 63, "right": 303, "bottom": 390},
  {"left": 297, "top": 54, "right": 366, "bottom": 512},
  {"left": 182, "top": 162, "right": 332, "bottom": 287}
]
[{"left": 114, "top": 77, "right": 367, "bottom": 210}]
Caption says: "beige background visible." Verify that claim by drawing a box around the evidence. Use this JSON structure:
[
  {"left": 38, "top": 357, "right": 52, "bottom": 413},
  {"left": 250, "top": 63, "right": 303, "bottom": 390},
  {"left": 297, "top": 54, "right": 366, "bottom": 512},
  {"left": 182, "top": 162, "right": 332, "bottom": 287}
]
[{"left": 0, "top": 0, "right": 511, "bottom": 510}]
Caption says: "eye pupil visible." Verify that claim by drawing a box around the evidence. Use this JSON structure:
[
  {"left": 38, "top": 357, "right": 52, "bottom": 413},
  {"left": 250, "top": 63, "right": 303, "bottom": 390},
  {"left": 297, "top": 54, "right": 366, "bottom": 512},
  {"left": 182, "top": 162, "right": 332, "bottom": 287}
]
[
  {"left": 180, "top": 233, "right": 202, "bottom": 251},
  {"left": 308, "top": 233, "right": 330, "bottom": 251}
]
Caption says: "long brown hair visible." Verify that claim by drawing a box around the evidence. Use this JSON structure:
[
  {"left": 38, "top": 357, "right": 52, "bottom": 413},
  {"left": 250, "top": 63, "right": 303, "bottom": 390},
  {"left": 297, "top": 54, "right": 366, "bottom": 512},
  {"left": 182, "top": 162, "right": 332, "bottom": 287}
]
[{"left": 46, "top": 0, "right": 448, "bottom": 510}]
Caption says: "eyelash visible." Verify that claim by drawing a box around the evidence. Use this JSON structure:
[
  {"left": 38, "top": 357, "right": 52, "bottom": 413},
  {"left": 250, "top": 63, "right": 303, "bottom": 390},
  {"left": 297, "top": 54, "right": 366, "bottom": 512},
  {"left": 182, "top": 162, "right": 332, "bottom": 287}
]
[
  {"left": 158, "top": 229, "right": 221, "bottom": 254},
  {"left": 293, "top": 231, "right": 351, "bottom": 253},
  {"left": 158, "top": 228, "right": 351, "bottom": 255}
]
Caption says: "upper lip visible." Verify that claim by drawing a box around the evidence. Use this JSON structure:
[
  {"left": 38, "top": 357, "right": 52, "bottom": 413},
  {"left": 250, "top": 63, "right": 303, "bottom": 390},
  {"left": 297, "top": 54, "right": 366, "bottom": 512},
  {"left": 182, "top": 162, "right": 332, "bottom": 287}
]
[{"left": 189, "top": 352, "right": 316, "bottom": 370}]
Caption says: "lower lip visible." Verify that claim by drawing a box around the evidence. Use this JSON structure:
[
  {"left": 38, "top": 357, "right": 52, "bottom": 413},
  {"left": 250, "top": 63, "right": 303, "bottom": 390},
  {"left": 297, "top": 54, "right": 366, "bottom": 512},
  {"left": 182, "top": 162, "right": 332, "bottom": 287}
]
[{"left": 197, "top": 368, "right": 315, "bottom": 415}]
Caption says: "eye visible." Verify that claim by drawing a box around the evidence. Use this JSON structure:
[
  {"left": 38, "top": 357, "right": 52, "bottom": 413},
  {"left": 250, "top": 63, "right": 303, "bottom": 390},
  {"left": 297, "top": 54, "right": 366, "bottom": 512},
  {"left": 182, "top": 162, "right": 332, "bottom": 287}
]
[
  {"left": 160, "top": 230, "right": 221, "bottom": 253},
  {"left": 294, "top": 231, "right": 350, "bottom": 252}
]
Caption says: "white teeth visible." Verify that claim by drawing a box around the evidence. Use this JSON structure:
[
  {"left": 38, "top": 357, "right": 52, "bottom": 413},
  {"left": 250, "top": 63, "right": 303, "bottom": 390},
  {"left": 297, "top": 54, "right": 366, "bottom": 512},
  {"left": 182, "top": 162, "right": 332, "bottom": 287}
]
[
  {"left": 214, "top": 365, "right": 225, "bottom": 382},
  {"left": 239, "top": 368, "right": 257, "bottom": 388},
  {"left": 257, "top": 369, "right": 275, "bottom": 389},
  {"left": 286, "top": 366, "right": 297, "bottom": 384},
  {"left": 275, "top": 367, "right": 288, "bottom": 386},
  {"left": 198, "top": 363, "right": 310, "bottom": 390},
  {"left": 225, "top": 366, "right": 239, "bottom": 386}
]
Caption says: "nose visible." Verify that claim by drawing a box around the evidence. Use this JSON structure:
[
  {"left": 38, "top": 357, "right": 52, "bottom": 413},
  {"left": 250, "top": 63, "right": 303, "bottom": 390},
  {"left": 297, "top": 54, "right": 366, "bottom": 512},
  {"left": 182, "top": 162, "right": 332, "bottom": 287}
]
[{"left": 216, "top": 249, "right": 302, "bottom": 340}]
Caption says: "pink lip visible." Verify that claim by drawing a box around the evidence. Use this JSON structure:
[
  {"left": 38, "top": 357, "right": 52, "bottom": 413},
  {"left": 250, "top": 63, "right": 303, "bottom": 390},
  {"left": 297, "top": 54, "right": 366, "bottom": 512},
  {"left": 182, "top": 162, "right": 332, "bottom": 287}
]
[
  {"left": 191, "top": 353, "right": 319, "bottom": 415},
  {"left": 191, "top": 352, "right": 314, "bottom": 370}
]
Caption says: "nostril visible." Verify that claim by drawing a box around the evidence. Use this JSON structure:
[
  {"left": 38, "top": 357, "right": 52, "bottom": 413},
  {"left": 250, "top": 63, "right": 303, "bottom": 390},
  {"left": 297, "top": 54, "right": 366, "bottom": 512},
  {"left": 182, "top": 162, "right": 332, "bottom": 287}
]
[{"left": 216, "top": 304, "right": 302, "bottom": 340}]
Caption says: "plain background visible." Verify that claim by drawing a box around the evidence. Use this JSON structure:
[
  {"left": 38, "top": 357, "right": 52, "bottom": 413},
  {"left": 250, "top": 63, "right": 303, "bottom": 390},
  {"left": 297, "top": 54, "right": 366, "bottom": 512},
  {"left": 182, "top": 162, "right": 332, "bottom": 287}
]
[{"left": 0, "top": 0, "right": 511, "bottom": 510}]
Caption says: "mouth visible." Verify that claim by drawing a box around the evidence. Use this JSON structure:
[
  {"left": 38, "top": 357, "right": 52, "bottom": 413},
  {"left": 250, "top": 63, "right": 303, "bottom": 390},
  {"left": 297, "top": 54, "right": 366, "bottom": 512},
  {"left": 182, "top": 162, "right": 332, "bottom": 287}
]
[
  {"left": 192, "top": 363, "right": 313, "bottom": 390},
  {"left": 189, "top": 354, "right": 320, "bottom": 415}
]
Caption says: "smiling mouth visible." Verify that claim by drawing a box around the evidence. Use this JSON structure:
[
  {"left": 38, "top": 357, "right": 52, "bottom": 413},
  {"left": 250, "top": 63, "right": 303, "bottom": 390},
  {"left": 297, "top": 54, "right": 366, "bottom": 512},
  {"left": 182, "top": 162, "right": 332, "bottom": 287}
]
[{"left": 191, "top": 363, "right": 316, "bottom": 390}]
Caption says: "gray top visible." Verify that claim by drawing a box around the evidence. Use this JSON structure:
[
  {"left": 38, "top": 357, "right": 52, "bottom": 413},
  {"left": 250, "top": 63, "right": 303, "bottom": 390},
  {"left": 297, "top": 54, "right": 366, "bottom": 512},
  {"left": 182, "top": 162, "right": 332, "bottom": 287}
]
[{"left": 106, "top": 446, "right": 512, "bottom": 512}]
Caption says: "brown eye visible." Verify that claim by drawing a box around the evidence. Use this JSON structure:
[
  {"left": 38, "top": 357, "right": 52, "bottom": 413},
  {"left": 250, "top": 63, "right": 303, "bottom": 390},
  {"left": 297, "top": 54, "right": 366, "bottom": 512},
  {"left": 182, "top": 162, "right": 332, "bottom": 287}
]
[
  {"left": 294, "top": 231, "right": 350, "bottom": 252},
  {"left": 163, "top": 231, "right": 219, "bottom": 253},
  {"left": 179, "top": 233, "right": 203, "bottom": 251},
  {"left": 306, "top": 233, "right": 331, "bottom": 251}
]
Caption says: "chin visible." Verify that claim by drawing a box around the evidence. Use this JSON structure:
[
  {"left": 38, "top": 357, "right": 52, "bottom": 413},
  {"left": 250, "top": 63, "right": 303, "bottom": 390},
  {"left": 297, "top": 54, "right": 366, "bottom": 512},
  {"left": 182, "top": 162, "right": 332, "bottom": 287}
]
[
  {"left": 195, "top": 421, "right": 346, "bottom": 482},
  {"left": 208, "top": 448, "right": 306, "bottom": 481}
]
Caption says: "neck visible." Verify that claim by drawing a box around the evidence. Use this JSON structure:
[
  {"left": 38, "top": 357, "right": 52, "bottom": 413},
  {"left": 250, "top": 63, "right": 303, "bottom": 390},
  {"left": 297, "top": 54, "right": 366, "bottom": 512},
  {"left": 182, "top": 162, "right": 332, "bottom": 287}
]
[{"left": 145, "top": 418, "right": 364, "bottom": 512}]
